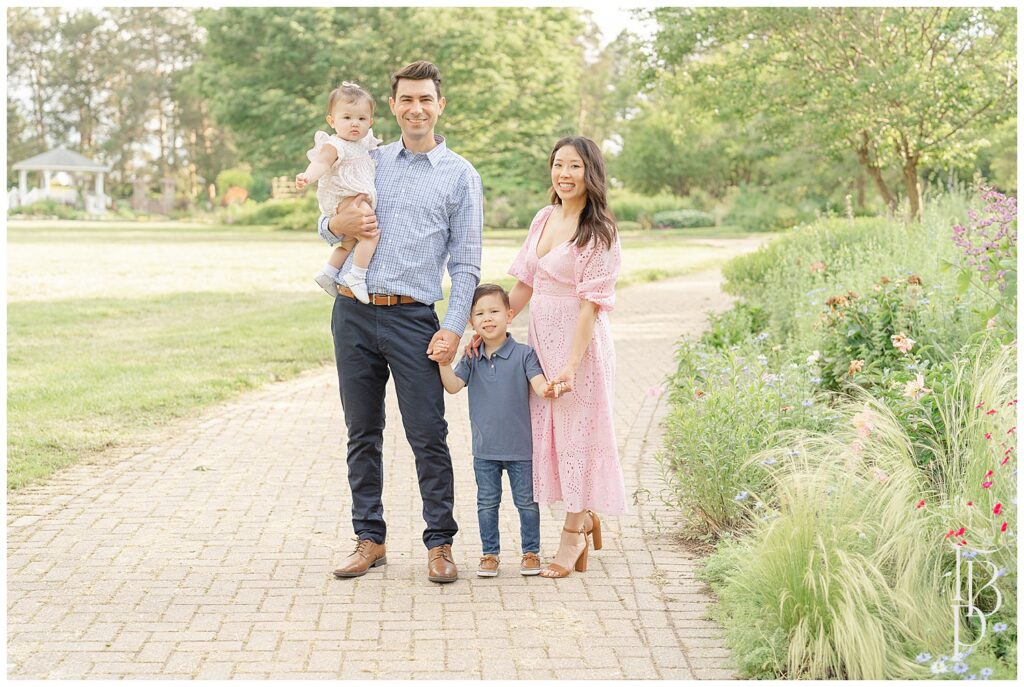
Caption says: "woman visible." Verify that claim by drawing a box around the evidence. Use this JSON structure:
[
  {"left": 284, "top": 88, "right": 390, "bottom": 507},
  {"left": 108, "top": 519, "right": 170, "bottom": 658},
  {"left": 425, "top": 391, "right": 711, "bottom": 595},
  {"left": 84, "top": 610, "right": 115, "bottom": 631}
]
[{"left": 507, "top": 136, "right": 625, "bottom": 578}]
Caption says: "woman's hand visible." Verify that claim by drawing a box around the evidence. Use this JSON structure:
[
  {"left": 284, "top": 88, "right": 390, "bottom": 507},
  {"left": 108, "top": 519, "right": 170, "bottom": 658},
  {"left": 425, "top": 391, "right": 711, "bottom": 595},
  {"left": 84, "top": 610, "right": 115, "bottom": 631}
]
[
  {"left": 295, "top": 172, "right": 311, "bottom": 190},
  {"left": 463, "top": 333, "right": 483, "bottom": 358},
  {"left": 544, "top": 365, "right": 576, "bottom": 398}
]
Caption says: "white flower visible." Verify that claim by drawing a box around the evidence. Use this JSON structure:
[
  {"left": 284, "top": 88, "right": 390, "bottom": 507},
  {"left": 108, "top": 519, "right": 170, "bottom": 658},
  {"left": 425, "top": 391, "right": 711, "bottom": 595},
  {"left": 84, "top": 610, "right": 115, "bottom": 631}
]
[
  {"left": 931, "top": 660, "right": 948, "bottom": 674},
  {"left": 903, "top": 374, "right": 932, "bottom": 400},
  {"left": 807, "top": 350, "right": 822, "bottom": 365}
]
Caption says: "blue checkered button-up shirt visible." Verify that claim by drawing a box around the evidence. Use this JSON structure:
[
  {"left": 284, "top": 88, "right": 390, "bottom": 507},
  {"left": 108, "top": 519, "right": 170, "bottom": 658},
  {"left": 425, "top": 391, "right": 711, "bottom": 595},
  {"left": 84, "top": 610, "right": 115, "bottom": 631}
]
[{"left": 318, "top": 134, "right": 483, "bottom": 335}]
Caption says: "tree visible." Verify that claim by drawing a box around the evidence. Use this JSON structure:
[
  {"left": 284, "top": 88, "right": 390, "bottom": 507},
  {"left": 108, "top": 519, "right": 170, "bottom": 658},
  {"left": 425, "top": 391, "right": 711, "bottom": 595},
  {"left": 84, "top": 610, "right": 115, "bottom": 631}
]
[
  {"left": 7, "top": 8, "right": 61, "bottom": 146},
  {"left": 576, "top": 31, "right": 641, "bottom": 150},
  {"left": 643, "top": 7, "right": 1017, "bottom": 219},
  {"left": 197, "top": 7, "right": 588, "bottom": 196},
  {"left": 6, "top": 8, "right": 222, "bottom": 200},
  {"left": 6, "top": 101, "right": 40, "bottom": 184}
]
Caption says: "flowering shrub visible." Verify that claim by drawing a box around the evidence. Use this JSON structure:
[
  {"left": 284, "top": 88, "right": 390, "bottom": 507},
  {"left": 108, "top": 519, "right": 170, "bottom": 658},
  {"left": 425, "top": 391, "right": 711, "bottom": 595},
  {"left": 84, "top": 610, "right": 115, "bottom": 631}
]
[
  {"left": 815, "top": 274, "right": 975, "bottom": 399},
  {"left": 665, "top": 191, "right": 1018, "bottom": 679},
  {"left": 698, "top": 346, "right": 1016, "bottom": 679},
  {"left": 951, "top": 187, "right": 1017, "bottom": 292},
  {"left": 700, "top": 301, "right": 769, "bottom": 349},
  {"left": 950, "top": 186, "right": 1017, "bottom": 333},
  {"left": 660, "top": 340, "right": 831, "bottom": 534}
]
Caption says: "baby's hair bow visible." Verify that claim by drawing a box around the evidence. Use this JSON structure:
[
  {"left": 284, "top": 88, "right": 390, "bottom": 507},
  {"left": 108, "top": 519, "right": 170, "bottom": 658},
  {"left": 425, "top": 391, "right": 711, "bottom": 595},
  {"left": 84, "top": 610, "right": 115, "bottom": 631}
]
[{"left": 342, "top": 80, "right": 359, "bottom": 88}]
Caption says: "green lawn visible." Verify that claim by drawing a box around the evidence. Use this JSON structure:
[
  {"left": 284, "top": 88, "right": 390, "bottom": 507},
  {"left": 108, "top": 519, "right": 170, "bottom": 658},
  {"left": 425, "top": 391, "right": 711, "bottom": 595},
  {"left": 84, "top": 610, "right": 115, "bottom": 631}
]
[{"left": 7, "top": 220, "right": 764, "bottom": 489}]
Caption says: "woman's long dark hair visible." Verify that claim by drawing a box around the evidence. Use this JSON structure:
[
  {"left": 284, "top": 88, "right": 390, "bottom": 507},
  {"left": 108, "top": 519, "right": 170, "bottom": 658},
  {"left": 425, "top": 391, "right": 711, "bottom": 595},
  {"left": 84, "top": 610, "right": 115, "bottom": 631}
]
[{"left": 548, "top": 136, "right": 617, "bottom": 251}]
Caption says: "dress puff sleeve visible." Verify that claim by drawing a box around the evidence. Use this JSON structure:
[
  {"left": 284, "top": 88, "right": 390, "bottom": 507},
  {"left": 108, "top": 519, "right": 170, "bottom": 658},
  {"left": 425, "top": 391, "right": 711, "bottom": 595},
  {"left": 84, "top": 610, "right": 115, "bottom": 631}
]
[
  {"left": 508, "top": 205, "right": 554, "bottom": 288},
  {"left": 307, "top": 131, "right": 347, "bottom": 163},
  {"left": 574, "top": 233, "right": 621, "bottom": 312},
  {"left": 359, "top": 128, "right": 382, "bottom": 151}
]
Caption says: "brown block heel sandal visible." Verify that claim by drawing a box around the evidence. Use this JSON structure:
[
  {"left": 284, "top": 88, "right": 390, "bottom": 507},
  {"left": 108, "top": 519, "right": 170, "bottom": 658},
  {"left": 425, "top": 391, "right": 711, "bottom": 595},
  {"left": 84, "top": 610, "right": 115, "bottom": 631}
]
[
  {"left": 586, "top": 510, "right": 602, "bottom": 550},
  {"left": 541, "top": 527, "right": 589, "bottom": 578}
]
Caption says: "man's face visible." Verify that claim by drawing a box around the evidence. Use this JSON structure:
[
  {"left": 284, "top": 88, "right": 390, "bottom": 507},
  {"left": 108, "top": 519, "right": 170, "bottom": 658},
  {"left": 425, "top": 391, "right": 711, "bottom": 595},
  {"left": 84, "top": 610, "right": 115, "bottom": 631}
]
[{"left": 389, "top": 78, "right": 445, "bottom": 140}]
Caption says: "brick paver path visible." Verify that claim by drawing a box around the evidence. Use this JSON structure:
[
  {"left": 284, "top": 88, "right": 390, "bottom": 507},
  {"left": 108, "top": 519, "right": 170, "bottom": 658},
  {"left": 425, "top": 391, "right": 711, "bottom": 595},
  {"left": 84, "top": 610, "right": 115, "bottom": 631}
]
[{"left": 8, "top": 254, "right": 761, "bottom": 678}]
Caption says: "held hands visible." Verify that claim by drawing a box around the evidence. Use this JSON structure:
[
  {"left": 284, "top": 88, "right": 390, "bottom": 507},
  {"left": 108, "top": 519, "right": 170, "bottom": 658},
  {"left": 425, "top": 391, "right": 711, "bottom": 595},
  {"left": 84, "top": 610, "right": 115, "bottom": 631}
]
[
  {"left": 544, "top": 365, "right": 576, "bottom": 399},
  {"left": 427, "top": 329, "right": 461, "bottom": 365}
]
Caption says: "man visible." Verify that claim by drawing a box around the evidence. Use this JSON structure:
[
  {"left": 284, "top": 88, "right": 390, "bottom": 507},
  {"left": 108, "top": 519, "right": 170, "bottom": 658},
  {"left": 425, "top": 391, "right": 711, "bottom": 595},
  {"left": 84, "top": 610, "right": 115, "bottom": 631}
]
[{"left": 318, "top": 61, "right": 483, "bottom": 583}]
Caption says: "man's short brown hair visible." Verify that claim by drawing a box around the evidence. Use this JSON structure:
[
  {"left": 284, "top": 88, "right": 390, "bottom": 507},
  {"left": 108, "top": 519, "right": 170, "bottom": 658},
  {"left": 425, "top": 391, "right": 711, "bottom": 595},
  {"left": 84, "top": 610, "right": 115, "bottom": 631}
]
[
  {"left": 471, "top": 283, "right": 510, "bottom": 309},
  {"left": 391, "top": 60, "right": 442, "bottom": 99}
]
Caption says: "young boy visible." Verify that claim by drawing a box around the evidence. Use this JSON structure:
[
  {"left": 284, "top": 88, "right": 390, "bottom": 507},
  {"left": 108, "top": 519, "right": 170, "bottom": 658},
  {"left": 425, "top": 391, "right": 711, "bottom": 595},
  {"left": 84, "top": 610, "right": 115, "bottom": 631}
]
[{"left": 436, "top": 284, "right": 553, "bottom": 577}]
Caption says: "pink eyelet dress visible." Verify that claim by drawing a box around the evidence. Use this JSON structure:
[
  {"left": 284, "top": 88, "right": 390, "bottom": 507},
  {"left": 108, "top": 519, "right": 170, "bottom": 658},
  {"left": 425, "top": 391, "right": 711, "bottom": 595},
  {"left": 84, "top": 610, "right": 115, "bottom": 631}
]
[{"left": 508, "top": 205, "right": 627, "bottom": 514}]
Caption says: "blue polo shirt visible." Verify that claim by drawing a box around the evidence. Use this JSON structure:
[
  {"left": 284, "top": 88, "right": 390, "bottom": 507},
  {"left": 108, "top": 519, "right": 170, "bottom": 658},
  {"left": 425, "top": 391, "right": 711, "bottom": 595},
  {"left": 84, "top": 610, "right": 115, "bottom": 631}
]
[{"left": 453, "top": 334, "right": 545, "bottom": 461}]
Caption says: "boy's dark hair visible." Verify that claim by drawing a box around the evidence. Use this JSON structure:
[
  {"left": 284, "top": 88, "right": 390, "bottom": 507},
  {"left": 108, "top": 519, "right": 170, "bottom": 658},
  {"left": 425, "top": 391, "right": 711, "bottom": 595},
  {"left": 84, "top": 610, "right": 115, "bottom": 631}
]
[
  {"left": 391, "top": 60, "right": 442, "bottom": 99},
  {"left": 471, "top": 283, "right": 510, "bottom": 309}
]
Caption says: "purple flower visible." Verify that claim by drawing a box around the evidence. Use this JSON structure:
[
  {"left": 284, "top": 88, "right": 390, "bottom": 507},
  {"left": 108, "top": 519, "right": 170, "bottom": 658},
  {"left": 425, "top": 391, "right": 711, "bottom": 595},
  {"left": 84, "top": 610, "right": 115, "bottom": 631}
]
[{"left": 954, "top": 662, "right": 969, "bottom": 674}]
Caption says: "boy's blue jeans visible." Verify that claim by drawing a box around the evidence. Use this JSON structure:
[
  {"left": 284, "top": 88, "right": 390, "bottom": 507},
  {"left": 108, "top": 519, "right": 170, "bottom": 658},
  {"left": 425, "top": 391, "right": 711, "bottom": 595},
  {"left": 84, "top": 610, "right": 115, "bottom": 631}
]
[{"left": 473, "top": 458, "right": 540, "bottom": 555}]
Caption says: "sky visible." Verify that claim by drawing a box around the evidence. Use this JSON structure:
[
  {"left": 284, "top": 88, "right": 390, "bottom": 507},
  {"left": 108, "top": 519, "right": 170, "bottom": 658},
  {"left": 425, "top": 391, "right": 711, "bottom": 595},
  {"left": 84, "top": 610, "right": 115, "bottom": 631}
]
[{"left": 588, "top": 5, "right": 656, "bottom": 48}]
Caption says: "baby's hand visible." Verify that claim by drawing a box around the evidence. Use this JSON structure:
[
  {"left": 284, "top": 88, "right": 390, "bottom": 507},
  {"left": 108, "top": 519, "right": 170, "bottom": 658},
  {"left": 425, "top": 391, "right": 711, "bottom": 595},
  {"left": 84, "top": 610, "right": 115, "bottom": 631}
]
[{"left": 295, "top": 173, "right": 310, "bottom": 190}]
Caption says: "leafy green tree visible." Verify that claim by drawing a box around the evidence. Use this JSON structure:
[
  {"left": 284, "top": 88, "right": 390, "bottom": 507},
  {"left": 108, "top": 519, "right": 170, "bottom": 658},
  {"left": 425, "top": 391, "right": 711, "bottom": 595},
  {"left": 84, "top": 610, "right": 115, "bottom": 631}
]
[
  {"left": 7, "top": 8, "right": 61, "bottom": 146},
  {"left": 197, "top": 7, "right": 587, "bottom": 196},
  {"left": 6, "top": 101, "right": 40, "bottom": 184},
  {"left": 7, "top": 8, "right": 219, "bottom": 199},
  {"left": 642, "top": 7, "right": 1017, "bottom": 219}
]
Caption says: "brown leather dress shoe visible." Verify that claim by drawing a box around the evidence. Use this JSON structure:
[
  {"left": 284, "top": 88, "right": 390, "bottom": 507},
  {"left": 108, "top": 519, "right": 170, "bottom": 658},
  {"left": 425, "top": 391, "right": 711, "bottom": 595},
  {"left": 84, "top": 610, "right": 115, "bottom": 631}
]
[
  {"left": 427, "top": 544, "right": 458, "bottom": 583},
  {"left": 333, "top": 539, "right": 386, "bottom": 578}
]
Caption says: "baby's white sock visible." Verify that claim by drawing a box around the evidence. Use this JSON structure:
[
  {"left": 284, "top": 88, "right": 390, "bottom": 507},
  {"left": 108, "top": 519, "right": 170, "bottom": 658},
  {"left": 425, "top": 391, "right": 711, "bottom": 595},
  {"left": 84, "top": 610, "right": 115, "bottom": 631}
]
[
  {"left": 348, "top": 265, "right": 368, "bottom": 281},
  {"left": 322, "top": 263, "right": 340, "bottom": 278}
]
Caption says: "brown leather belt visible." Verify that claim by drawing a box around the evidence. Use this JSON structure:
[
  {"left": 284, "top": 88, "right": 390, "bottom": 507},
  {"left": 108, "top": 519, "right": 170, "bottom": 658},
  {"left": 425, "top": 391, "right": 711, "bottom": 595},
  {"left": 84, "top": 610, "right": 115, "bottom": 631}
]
[{"left": 338, "top": 286, "right": 418, "bottom": 306}]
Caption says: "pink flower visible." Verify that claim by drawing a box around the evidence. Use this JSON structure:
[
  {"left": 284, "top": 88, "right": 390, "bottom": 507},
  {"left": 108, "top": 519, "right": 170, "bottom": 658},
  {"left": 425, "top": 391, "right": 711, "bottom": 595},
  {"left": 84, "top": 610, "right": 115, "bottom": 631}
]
[
  {"left": 956, "top": 527, "right": 966, "bottom": 536},
  {"left": 1001, "top": 522, "right": 1008, "bottom": 532},
  {"left": 916, "top": 499, "right": 926, "bottom": 509},
  {"left": 976, "top": 402, "right": 986, "bottom": 409},
  {"left": 891, "top": 332, "right": 916, "bottom": 354},
  {"left": 985, "top": 433, "right": 993, "bottom": 440},
  {"left": 986, "top": 409, "right": 998, "bottom": 415},
  {"left": 993, "top": 503, "right": 1002, "bottom": 515},
  {"left": 967, "top": 501, "right": 974, "bottom": 506},
  {"left": 982, "top": 481, "right": 993, "bottom": 489},
  {"left": 852, "top": 407, "right": 877, "bottom": 437}
]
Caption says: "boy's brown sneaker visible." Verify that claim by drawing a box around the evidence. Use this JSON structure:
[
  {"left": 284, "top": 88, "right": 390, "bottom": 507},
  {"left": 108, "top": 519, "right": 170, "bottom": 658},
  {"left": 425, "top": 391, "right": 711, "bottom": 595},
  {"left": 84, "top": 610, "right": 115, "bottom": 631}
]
[
  {"left": 477, "top": 554, "right": 500, "bottom": 577},
  {"left": 520, "top": 552, "right": 541, "bottom": 576}
]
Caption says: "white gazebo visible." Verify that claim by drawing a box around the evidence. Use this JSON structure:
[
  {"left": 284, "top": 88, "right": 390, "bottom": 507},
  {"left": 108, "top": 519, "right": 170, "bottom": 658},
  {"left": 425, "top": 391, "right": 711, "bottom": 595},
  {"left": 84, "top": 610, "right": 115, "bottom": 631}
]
[{"left": 10, "top": 146, "right": 111, "bottom": 214}]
